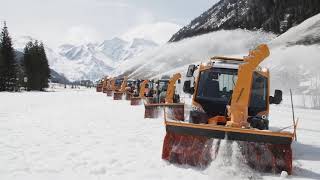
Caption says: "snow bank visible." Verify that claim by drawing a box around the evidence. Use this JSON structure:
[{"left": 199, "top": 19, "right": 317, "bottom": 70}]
[{"left": 1, "top": 89, "right": 320, "bottom": 180}]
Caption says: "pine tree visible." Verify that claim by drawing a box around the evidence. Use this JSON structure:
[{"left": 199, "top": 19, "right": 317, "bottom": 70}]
[
  {"left": 39, "top": 42, "right": 50, "bottom": 89},
  {"left": 0, "top": 22, "right": 16, "bottom": 91},
  {"left": 23, "top": 41, "right": 33, "bottom": 91},
  {"left": 23, "top": 40, "right": 50, "bottom": 91}
]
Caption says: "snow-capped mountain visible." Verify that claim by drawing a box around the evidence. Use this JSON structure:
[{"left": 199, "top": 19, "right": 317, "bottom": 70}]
[
  {"left": 97, "top": 37, "right": 158, "bottom": 61},
  {"left": 53, "top": 38, "right": 157, "bottom": 81},
  {"left": 12, "top": 21, "right": 185, "bottom": 81},
  {"left": 169, "top": 0, "right": 320, "bottom": 42},
  {"left": 14, "top": 36, "right": 158, "bottom": 81},
  {"left": 98, "top": 38, "right": 128, "bottom": 61}
]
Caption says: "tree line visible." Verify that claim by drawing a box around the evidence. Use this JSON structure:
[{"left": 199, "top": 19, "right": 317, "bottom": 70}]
[{"left": 0, "top": 22, "right": 50, "bottom": 91}]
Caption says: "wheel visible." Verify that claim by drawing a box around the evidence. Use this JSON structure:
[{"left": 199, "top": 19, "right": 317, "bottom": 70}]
[{"left": 248, "top": 116, "right": 269, "bottom": 130}]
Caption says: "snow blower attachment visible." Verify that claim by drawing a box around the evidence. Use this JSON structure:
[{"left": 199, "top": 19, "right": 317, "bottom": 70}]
[
  {"left": 124, "top": 80, "right": 136, "bottom": 100},
  {"left": 96, "top": 79, "right": 103, "bottom": 92},
  {"left": 144, "top": 73, "right": 184, "bottom": 120},
  {"left": 131, "top": 80, "right": 149, "bottom": 105},
  {"left": 162, "top": 44, "right": 294, "bottom": 174},
  {"left": 102, "top": 77, "right": 109, "bottom": 93},
  {"left": 105, "top": 78, "right": 115, "bottom": 96},
  {"left": 113, "top": 77, "right": 128, "bottom": 100}
]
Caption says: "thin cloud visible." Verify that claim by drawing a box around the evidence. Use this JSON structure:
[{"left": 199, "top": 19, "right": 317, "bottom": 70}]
[{"left": 0, "top": 0, "right": 216, "bottom": 47}]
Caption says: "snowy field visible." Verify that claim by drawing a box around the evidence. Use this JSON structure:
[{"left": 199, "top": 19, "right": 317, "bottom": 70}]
[{"left": 1, "top": 89, "right": 320, "bottom": 180}]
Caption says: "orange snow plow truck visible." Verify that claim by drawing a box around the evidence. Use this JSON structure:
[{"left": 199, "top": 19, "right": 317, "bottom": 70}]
[{"left": 162, "top": 44, "right": 295, "bottom": 174}]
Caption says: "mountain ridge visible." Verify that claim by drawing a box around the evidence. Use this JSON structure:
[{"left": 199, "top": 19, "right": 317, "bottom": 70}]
[
  {"left": 14, "top": 36, "right": 158, "bottom": 81},
  {"left": 169, "top": 0, "right": 320, "bottom": 42}
]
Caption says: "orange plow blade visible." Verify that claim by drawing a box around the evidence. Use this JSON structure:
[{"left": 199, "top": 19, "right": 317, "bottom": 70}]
[
  {"left": 162, "top": 121, "right": 293, "bottom": 174},
  {"left": 113, "top": 92, "right": 124, "bottom": 100},
  {"left": 144, "top": 103, "right": 184, "bottom": 120},
  {"left": 96, "top": 86, "right": 102, "bottom": 92},
  {"left": 125, "top": 92, "right": 133, "bottom": 100},
  {"left": 106, "top": 90, "right": 113, "bottom": 96},
  {"left": 130, "top": 97, "right": 142, "bottom": 105}
]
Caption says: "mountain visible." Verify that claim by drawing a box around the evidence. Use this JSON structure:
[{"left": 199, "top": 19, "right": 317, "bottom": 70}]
[
  {"left": 169, "top": 0, "right": 320, "bottom": 42},
  {"left": 14, "top": 36, "right": 158, "bottom": 81},
  {"left": 98, "top": 38, "right": 158, "bottom": 61},
  {"left": 54, "top": 38, "right": 158, "bottom": 81}
]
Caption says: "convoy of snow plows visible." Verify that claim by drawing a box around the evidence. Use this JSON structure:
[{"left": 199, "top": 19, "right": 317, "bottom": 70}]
[{"left": 96, "top": 44, "right": 298, "bottom": 175}]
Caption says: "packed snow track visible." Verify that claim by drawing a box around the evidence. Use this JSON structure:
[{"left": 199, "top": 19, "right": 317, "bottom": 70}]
[{"left": 0, "top": 89, "right": 320, "bottom": 180}]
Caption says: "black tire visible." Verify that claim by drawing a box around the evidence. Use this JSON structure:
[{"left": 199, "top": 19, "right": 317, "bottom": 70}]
[{"left": 249, "top": 117, "right": 269, "bottom": 130}]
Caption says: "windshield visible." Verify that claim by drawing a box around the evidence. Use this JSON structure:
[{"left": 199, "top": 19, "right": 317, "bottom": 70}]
[
  {"left": 196, "top": 68, "right": 238, "bottom": 103},
  {"left": 115, "top": 79, "right": 123, "bottom": 86},
  {"left": 159, "top": 81, "right": 169, "bottom": 91}
]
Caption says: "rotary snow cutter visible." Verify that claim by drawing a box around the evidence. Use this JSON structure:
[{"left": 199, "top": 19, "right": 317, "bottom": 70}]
[
  {"left": 124, "top": 80, "right": 137, "bottom": 100},
  {"left": 96, "top": 79, "right": 103, "bottom": 92},
  {"left": 113, "top": 77, "right": 128, "bottom": 100},
  {"left": 121, "top": 79, "right": 136, "bottom": 100},
  {"left": 114, "top": 78, "right": 137, "bottom": 100},
  {"left": 105, "top": 77, "right": 122, "bottom": 96},
  {"left": 105, "top": 78, "right": 114, "bottom": 96},
  {"left": 130, "top": 79, "right": 150, "bottom": 105},
  {"left": 144, "top": 73, "right": 184, "bottom": 120},
  {"left": 162, "top": 44, "right": 295, "bottom": 174},
  {"left": 102, "top": 77, "right": 109, "bottom": 93}
]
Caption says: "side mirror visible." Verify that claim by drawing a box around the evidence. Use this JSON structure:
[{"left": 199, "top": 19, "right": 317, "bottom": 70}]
[
  {"left": 183, "top": 80, "right": 194, "bottom": 94},
  {"left": 186, "top": 64, "right": 196, "bottom": 77},
  {"left": 270, "top": 89, "right": 282, "bottom": 104}
]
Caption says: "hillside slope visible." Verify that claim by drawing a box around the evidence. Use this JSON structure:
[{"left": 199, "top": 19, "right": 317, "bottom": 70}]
[
  {"left": 264, "top": 14, "right": 320, "bottom": 96},
  {"left": 170, "top": 0, "right": 320, "bottom": 42}
]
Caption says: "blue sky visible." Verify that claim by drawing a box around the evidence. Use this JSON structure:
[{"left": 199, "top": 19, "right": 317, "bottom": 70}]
[{"left": 1, "top": 0, "right": 218, "bottom": 46}]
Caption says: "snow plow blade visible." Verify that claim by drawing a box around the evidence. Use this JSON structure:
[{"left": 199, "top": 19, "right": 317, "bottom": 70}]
[
  {"left": 162, "top": 121, "right": 293, "bottom": 174},
  {"left": 131, "top": 97, "right": 142, "bottom": 105},
  {"left": 113, "top": 92, "right": 124, "bottom": 100},
  {"left": 165, "top": 121, "right": 293, "bottom": 144},
  {"left": 106, "top": 90, "right": 113, "bottom": 96},
  {"left": 144, "top": 103, "right": 184, "bottom": 120},
  {"left": 125, "top": 92, "right": 133, "bottom": 100},
  {"left": 97, "top": 86, "right": 103, "bottom": 92}
]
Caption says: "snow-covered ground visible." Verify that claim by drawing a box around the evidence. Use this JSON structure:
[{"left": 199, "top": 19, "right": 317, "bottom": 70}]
[{"left": 0, "top": 89, "right": 320, "bottom": 180}]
